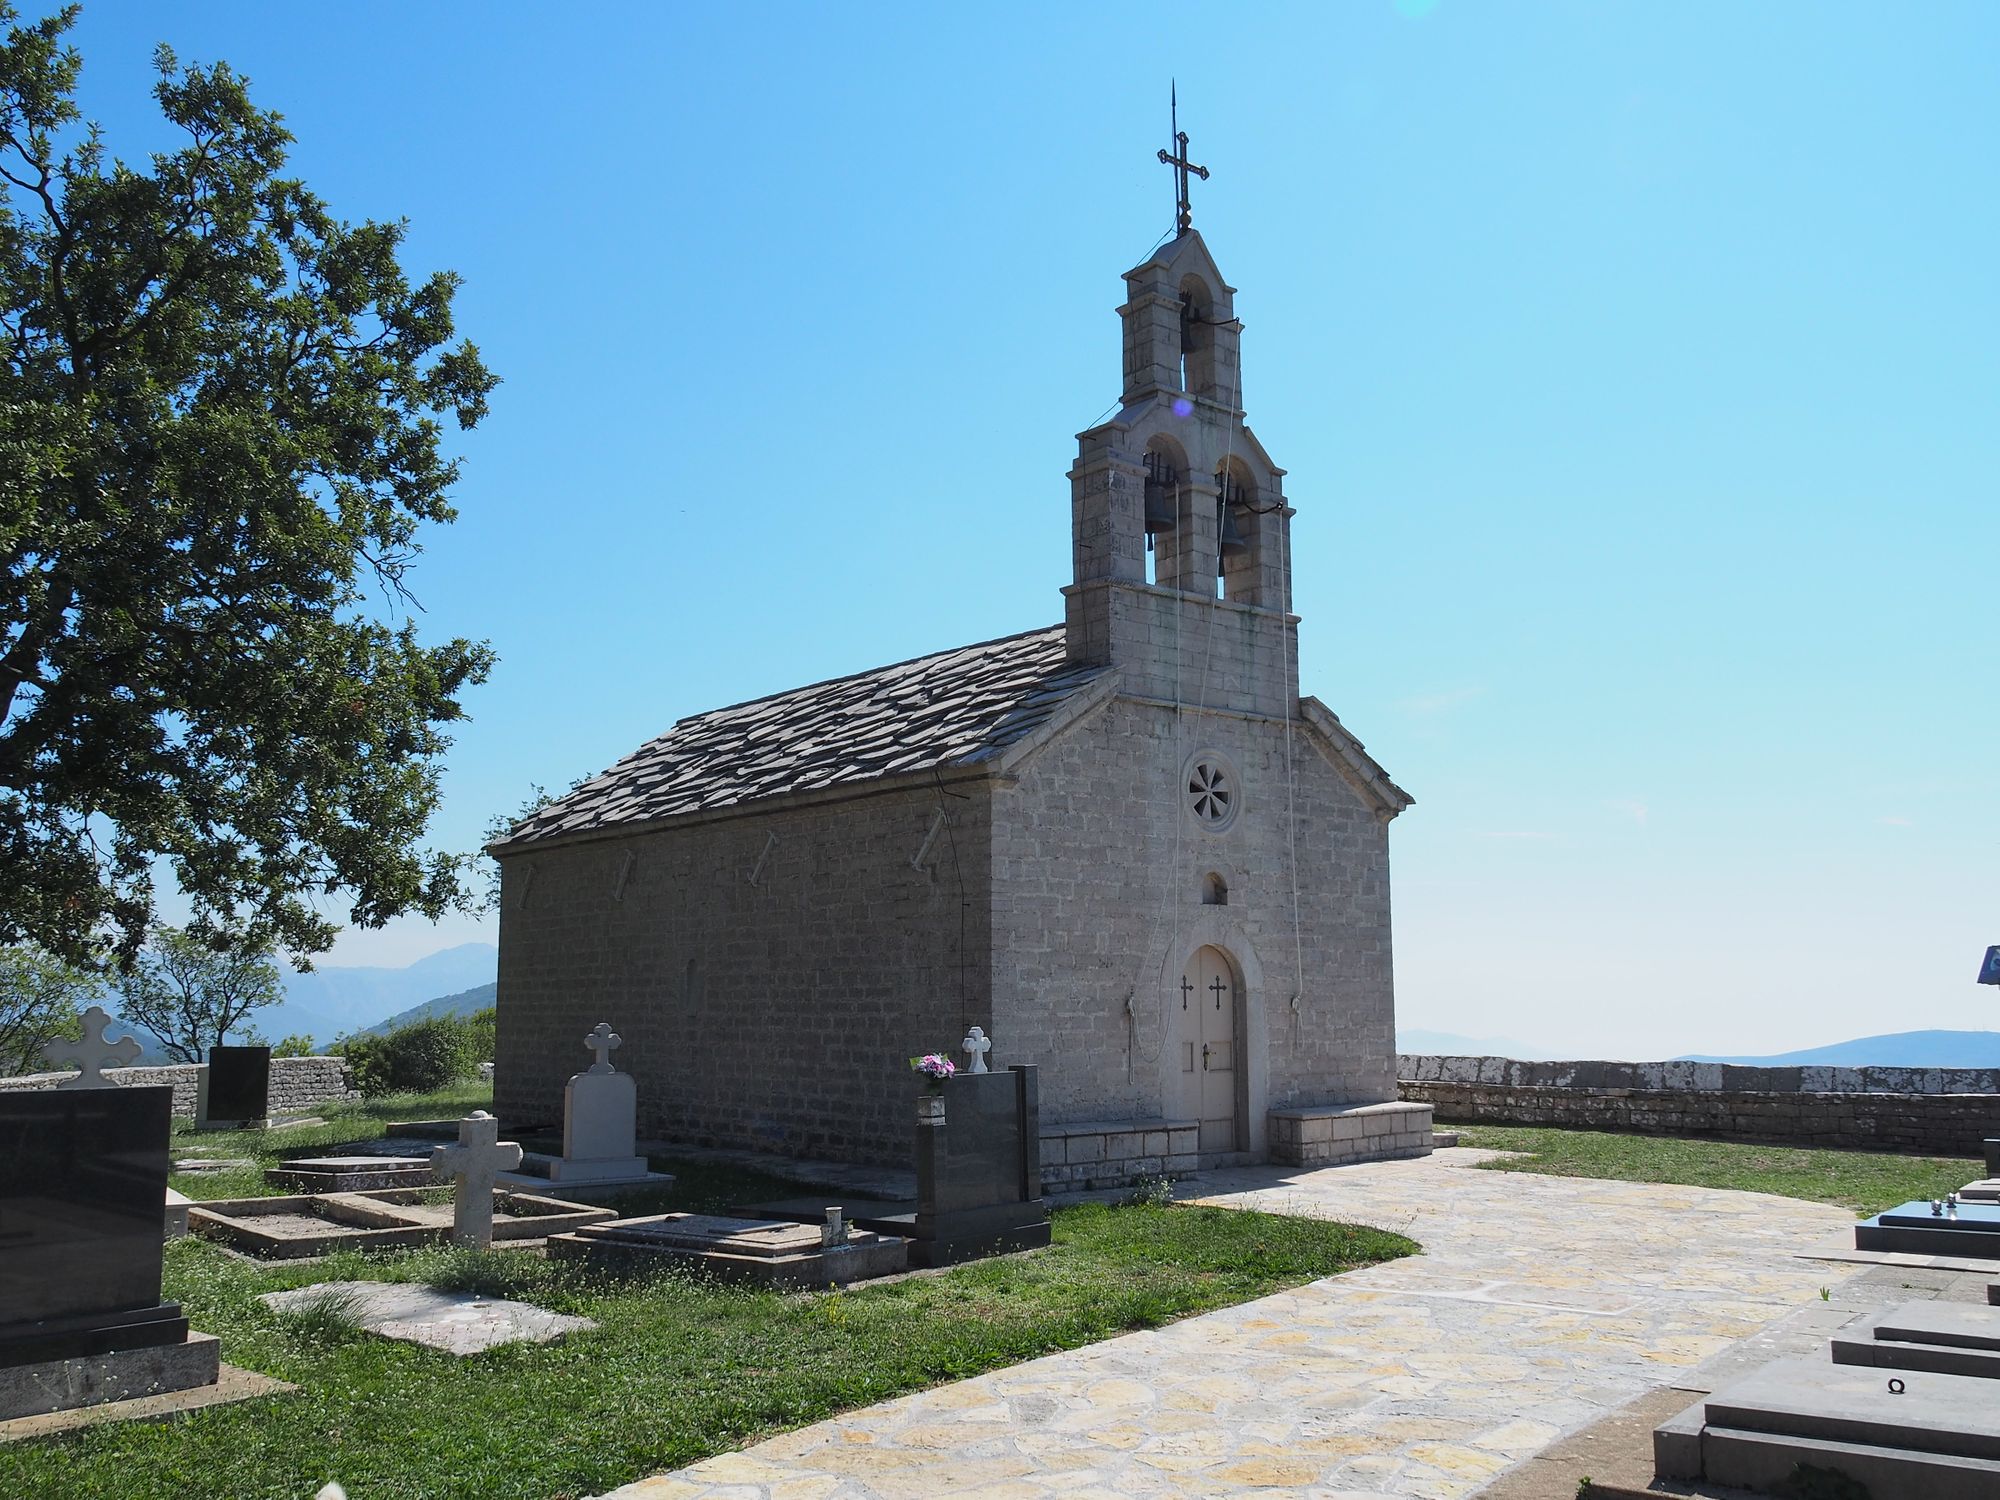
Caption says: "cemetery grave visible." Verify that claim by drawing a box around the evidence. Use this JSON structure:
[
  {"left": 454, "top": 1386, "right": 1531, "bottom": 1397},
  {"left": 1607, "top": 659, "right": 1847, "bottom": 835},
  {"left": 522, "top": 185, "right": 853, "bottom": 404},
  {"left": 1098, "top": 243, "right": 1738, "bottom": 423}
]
[
  {"left": 259, "top": 1281, "right": 594, "bottom": 1355},
  {"left": 197, "top": 1044, "right": 272, "bottom": 1130},
  {"left": 548, "top": 1210, "right": 907, "bottom": 1287},
  {"left": 0, "top": 1009, "right": 286, "bottom": 1428},
  {"left": 494, "top": 1022, "right": 675, "bottom": 1199},
  {"left": 265, "top": 1154, "right": 437, "bottom": 1192},
  {"left": 738, "top": 1036, "right": 1050, "bottom": 1269},
  {"left": 1855, "top": 1197, "right": 2000, "bottom": 1258},
  {"left": 188, "top": 1184, "right": 613, "bottom": 1259}
]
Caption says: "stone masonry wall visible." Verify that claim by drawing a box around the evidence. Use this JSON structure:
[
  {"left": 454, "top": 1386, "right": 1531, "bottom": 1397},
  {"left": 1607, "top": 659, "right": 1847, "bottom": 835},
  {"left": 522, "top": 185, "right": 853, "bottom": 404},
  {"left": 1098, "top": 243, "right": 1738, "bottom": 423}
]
[
  {"left": 1400, "top": 1054, "right": 2000, "bottom": 1096},
  {"left": 1399, "top": 1056, "right": 2000, "bottom": 1156},
  {"left": 494, "top": 781, "right": 995, "bottom": 1166},
  {"left": 991, "top": 693, "right": 1400, "bottom": 1153},
  {"left": 0, "top": 1055, "right": 356, "bottom": 1120}
]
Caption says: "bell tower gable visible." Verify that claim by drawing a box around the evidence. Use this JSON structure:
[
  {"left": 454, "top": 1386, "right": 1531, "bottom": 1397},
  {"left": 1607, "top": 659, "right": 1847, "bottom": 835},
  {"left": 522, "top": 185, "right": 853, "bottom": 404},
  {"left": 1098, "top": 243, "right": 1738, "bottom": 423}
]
[{"left": 1062, "top": 115, "right": 1306, "bottom": 717}]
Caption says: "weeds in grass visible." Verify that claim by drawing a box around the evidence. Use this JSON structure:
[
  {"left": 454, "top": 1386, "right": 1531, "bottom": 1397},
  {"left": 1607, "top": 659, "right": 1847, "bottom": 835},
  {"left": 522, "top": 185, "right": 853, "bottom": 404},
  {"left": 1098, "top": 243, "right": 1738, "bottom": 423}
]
[
  {"left": 1121, "top": 1172, "right": 1176, "bottom": 1208},
  {"left": 268, "top": 1285, "right": 367, "bottom": 1346}
]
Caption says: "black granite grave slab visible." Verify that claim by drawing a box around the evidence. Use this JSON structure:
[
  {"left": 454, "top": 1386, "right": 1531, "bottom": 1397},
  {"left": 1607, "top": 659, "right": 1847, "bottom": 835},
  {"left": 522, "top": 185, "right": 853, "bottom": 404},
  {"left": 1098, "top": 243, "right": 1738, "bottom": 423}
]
[
  {"left": 1857, "top": 1200, "right": 2000, "bottom": 1259},
  {"left": 204, "top": 1045, "right": 271, "bottom": 1126},
  {"left": 910, "top": 1065, "right": 1048, "bottom": 1267},
  {"left": 0, "top": 1087, "right": 187, "bottom": 1365}
]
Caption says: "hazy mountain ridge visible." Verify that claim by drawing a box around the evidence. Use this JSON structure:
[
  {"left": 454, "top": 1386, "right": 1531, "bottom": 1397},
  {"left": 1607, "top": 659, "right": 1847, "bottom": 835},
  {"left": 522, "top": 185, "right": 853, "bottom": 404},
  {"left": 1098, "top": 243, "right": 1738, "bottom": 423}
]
[
  {"left": 364, "top": 981, "right": 497, "bottom": 1036},
  {"left": 1677, "top": 1029, "right": 2000, "bottom": 1069},
  {"left": 274, "top": 942, "right": 496, "bottom": 1041},
  {"left": 1396, "top": 1028, "right": 1547, "bottom": 1060}
]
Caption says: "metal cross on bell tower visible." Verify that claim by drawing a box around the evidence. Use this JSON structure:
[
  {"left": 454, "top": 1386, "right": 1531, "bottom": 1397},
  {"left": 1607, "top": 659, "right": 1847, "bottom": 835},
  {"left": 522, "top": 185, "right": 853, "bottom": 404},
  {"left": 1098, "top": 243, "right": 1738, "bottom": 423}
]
[{"left": 1157, "top": 82, "right": 1209, "bottom": 237}]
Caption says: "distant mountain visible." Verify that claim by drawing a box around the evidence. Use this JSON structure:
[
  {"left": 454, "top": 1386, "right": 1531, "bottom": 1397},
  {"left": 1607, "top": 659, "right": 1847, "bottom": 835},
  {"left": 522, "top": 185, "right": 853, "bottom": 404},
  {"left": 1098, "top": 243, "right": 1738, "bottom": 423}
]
[
  {"left": 1678, "top": 1030, "right": 2000, "bottom": 1069},
  {"left": 264, "top": 943, "right": 497, "bottom": 1046},
  {"left": 365, "top": 981, "right": 497, "bottom": 1036},
  {"left": 1398, "top": 1028, "right": 1546, "bottom": 1059}
]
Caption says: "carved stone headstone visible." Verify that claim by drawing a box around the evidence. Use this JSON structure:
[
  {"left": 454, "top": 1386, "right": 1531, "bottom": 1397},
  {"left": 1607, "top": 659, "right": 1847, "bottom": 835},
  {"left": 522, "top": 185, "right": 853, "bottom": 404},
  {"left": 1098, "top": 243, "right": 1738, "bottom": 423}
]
[
  {"left": 549, "top": 1023, "right": 647, "bottom": 1184},
  {"left": 42, "top": 1006, "right": 141, "bottom": 1089},
  {"left": 961, "top": 1026, "right": 992, "bottom": 1075},
  {"left": 430, "top": 1112, "right": 523, "bottom": 1250}
]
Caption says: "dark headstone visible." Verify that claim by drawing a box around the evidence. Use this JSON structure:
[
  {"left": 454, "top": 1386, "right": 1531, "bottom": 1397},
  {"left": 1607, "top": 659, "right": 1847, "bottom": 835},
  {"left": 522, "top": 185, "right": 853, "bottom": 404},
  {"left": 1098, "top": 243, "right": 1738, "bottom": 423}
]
[
  {"left": 204, "top": 1045, "right": 271, "bottom": 1126},
  {"left": 0, "top": 1086, "right": 187, "bottom": 1366},
  {"left": 1984, "top": 1138, "right": 2000, "bottom": 1179},
  {"left": 909, "top": 1065, "right": 1049, "bottom": 1267}
]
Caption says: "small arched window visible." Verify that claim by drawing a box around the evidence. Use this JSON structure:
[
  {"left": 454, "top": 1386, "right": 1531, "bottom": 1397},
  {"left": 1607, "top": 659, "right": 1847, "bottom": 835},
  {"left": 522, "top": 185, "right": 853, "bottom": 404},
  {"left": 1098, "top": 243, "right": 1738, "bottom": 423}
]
[{"left": 1202, "top": 872, "right": 1228, "bottom": 906}]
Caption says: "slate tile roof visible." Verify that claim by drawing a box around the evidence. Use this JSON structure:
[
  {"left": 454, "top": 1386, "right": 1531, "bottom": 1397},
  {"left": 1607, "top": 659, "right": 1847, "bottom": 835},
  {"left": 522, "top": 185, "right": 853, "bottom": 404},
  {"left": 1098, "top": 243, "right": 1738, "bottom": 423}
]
[{"left": 504, "top": 626, "right": 1107, "bottom": 846}]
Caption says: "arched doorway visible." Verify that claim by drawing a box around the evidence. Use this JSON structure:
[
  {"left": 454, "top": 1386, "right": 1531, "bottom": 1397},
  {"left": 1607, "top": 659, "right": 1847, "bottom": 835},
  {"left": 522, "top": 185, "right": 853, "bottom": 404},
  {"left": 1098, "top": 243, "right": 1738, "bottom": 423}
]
[{"left": 1170, "top": 944, "right": 1241, "bottom": 1153}]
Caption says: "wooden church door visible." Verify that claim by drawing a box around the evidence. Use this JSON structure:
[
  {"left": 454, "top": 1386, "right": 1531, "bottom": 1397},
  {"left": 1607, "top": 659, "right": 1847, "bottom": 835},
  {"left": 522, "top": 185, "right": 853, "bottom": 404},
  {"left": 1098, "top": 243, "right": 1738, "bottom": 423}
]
[{"left": 1175, "top": 945, "right": 1240, "bottom": 1153}]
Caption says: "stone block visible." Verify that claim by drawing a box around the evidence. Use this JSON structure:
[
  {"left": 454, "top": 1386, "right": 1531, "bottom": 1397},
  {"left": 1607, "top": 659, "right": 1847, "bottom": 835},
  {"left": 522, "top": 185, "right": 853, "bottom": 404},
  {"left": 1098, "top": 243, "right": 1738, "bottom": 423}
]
[{"left": 1065, "top": 1134, "right": 1105, "bottom": 1165}]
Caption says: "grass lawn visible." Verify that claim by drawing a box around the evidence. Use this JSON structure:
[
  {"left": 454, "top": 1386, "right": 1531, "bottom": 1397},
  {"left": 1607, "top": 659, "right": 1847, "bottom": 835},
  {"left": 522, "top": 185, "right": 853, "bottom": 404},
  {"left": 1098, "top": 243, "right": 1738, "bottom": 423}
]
[
  {"left": 1454, "top": 1123, "right": 1980, "bottom": 1215},
  {"left": 2, "top": 1089, "right": 1415, "bottom": 1500}
]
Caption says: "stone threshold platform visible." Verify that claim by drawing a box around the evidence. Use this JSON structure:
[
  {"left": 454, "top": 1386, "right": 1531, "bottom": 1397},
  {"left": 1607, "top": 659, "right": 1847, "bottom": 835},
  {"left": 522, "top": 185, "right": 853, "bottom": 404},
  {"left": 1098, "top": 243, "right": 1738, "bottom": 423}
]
[
  {"left": 1657, "top": 1357, "right": 2000, "bottom": 1498},
  {"left": 497, "top": 1152, "right": 676, "bottom": 1202},
  {"left": 190, "top": 1187, "right": 613, "bottom": 1259},
  {"left": 1832, "top": 1302, "right": 2000, "bottom": 1380}
]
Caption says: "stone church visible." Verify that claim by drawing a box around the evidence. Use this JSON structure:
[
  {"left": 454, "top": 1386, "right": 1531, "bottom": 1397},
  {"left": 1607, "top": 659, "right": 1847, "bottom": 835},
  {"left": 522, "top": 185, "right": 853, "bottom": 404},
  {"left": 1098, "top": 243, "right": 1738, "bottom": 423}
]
[{"left": 492, "top": 202, "right": 1433, "bottom": 1183}]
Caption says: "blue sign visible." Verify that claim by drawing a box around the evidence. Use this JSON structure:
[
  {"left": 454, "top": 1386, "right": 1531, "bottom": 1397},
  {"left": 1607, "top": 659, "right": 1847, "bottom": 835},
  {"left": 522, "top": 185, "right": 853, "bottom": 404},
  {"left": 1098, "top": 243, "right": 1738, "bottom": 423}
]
[{"left": 1981, "top": 946, "right": 2000, "bottom": 986}]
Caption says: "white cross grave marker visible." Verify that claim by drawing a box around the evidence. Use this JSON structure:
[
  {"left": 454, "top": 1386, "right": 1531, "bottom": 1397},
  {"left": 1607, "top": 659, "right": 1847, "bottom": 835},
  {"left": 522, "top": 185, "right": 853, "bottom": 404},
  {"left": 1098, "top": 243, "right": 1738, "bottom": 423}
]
[
  {"left": 584, "top": 1022, "right": 621, "bottom": 1075},
  {"left": 961, "top": 1026, "right": 991, "bottom": 1075},
  {"left": 44, "top": 1005, "right": 141, "bottom": 1089},
  {"left": 430, "top": 1111, "right": 523, "bottom": 1249}
]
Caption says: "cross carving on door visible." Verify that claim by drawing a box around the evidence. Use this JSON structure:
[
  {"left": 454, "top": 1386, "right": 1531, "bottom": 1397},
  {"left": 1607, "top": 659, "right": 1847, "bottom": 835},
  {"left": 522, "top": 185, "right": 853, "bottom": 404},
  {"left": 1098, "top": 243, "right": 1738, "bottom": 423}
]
[
  {"left": 1210, "top": 975, "right": 1228, "bottom": 1011},
  {"left": 1180, "top": 977, "right": 1193, "bottom": 1011}
]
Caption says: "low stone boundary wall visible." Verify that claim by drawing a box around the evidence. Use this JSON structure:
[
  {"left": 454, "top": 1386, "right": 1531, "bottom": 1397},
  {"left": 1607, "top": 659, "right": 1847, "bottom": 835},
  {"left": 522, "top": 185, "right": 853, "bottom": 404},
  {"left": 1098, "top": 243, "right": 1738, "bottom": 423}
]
[
  {"left": 1268, "top": 1100, "right": 1434, "bottom": 1167},
  {"left": 0, "top": 1055, "right": 356, "bottom": 1120},
  {"left": 1398, "top": 1056, "right": 2000, "bottom": 1156},
  {"left": 1039, "top": 1119, "right": 1201, "bottom": 1193},
  {"left": 1399, "top": 1053, "right": 2000, "bottom": 1097}
]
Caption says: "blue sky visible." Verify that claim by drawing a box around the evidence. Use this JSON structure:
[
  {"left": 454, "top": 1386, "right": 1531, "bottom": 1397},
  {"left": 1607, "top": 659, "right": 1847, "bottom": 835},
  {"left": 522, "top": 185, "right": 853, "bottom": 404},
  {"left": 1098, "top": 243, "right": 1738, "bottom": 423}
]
[{"left": 63, "top": 1, "right": 1997, "bottom": 1057}]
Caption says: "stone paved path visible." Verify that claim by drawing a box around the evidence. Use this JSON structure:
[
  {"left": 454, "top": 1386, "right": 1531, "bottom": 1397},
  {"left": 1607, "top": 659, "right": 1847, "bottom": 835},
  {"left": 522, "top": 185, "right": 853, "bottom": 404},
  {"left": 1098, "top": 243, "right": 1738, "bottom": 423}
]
[{"left": 597, "top": 1151, "right": 1857, "bottom": 1499}]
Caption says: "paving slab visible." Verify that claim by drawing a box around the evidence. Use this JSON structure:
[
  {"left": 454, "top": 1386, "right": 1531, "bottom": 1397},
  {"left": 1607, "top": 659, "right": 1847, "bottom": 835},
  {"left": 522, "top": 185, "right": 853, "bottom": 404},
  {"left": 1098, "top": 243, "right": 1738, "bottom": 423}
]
[
  {"left": 590, "top": 1149, "right": 1856, "bottom": 1499},
  {"left": 259, "top": 1281, "right": 594, "bottom": 1355}
]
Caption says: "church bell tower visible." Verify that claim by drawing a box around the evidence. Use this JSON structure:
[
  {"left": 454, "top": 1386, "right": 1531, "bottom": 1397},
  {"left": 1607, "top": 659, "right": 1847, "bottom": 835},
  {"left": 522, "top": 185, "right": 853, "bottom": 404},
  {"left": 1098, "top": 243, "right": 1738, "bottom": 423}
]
[{"left": 1062, "top": 123, "right": 1299, "bottom": 719}]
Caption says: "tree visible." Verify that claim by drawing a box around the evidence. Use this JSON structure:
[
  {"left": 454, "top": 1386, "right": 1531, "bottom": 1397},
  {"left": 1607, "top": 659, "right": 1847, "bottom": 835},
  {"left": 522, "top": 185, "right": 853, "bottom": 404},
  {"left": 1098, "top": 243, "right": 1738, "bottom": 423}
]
[
  {"left": 116, "top": 923, "right": 280, "bottom": 1063},
  {"left": 0, "top": 7, "right": 498, "bottom": 971},
  {"left": 0, "top": 941, "right": 95, "bottom": 1072}
]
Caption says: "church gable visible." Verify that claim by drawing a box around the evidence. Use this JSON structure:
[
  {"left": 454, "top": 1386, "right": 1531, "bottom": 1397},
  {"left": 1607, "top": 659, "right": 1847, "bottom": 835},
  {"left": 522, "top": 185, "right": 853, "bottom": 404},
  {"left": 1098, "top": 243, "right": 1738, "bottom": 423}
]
[{"left": 503, "top": 627, "right": 1108, "bottom": 847}]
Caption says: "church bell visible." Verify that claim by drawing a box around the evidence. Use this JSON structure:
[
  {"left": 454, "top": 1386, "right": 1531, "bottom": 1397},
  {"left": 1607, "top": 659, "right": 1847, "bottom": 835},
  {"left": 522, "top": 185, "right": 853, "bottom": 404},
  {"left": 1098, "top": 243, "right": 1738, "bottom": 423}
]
[
  {"left": 1217, "top": 498, "right": 1248, "bottom": 565},
  {"left": 1142, "top": 452, "right": 1179, "bottom": 537}
]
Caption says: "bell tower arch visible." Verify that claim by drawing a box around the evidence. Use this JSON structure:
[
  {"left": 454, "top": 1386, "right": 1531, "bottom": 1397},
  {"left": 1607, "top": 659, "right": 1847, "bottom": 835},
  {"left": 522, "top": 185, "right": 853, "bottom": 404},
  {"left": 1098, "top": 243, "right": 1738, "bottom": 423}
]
[{"left": 1064, "top": 217, "right": 1299, "bottom": 717}]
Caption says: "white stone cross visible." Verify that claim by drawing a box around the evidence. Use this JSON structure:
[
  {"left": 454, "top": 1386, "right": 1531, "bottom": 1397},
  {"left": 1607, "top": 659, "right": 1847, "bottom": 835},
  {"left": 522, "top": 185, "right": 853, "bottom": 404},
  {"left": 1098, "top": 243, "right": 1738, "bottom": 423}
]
[
  {"left": 44, "top": 1005, "right": 141, "bottom": 1089},
  {"left": 584, "top": 1022, "right": 622, "bottom": 1075},
  {"left": 430, "top": 1111, "right": 523, "bottom": 1249},
  {"left": 961, "top": 1026, "right": 991, "bottom": 1075}
]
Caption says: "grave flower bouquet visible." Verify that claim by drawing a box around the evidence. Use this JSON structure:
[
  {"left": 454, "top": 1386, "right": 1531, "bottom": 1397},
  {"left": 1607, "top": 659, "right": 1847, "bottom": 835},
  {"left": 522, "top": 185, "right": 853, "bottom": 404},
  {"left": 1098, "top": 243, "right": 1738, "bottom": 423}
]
[{"left": 910, "top": 1053, "right": 956, "bottom": 1091}]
